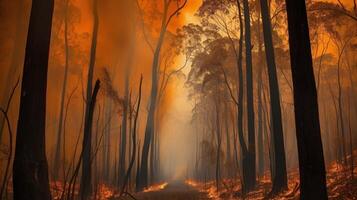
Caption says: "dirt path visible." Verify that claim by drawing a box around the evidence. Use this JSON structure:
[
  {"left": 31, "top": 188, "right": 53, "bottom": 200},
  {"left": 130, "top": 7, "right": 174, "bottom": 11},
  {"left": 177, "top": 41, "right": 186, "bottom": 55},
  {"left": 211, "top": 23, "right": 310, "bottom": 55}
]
[{"left": 127, "top": 181, "right": 209, "bottom": 200}]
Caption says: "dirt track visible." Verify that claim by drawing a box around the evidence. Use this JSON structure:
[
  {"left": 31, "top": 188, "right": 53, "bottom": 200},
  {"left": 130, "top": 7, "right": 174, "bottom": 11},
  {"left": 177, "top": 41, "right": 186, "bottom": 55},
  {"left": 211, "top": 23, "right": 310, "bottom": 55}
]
[{"left": 128, "top": 181, "right": 209, "bottom": 200}]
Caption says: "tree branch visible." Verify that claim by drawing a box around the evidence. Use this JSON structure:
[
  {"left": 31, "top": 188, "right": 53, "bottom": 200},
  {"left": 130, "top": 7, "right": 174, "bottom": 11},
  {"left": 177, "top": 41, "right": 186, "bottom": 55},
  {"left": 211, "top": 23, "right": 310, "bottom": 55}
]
[{"left": 165, "top": 0, "right": 188, "bottom": 28}]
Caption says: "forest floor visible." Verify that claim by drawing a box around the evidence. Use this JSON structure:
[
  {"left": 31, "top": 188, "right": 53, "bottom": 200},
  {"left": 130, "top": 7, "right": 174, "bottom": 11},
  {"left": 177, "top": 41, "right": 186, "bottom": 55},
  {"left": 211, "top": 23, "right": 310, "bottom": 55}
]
[
  {"left": 123, "top": 181, "right": 209, "bottom": 200},
  {"left": 184, "top": 159, "right": 357, "bottom": 200},
  {"left": 7, "top": 152, "right": 355, "bottom": 199}
]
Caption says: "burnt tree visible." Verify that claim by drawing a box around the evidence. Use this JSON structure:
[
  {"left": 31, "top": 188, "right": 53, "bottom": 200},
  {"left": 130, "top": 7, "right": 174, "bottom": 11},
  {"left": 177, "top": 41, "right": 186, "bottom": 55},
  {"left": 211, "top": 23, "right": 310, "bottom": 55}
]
[
  {"left": 259, "top": 0, "right": 288, "bottom": 193},
  {"left": 285, "top": 0, "right": 328, "bottom": 199},
  {"left": 12, "top": 0, "right": 54, "bottom": 199},
  {"left": 80, "top": 0, "right": 99, "bottom": 198}
]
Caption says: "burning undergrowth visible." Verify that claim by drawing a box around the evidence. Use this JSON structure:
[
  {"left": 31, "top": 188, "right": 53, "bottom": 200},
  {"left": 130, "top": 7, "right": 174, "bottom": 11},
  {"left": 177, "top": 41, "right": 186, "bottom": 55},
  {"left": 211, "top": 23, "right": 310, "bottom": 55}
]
[
  {"left": 142, "top": 182, "right": 169, "bottom": 193},
  {"left": 185, "top": 162, "right": 357, "bottom": 200}
]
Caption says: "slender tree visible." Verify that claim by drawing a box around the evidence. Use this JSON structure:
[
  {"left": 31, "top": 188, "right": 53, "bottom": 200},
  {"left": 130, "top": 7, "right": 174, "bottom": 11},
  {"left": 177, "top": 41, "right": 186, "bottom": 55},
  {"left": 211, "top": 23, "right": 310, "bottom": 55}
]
[
  {"left": 121, "top": 76, "right": 143, "bottom": 195},
  {"left": 256, "top": 10, "right": 264, "bottom": 180},
  {"left": 12, "top": 0, "right": 54, "bottom": 199},
  {"left": 242, "top": 0, "right": 256, "bottom": 191},
  {"left": 234, "top": 0, "right": 251, "bottom": 193},
  {"left": 138, "top": 0, "right": 187, "bottom": 190},
  {"left": 80, "top": 0, "right": 99, "bottom": 198},
  {"left": 285, "top": 0, "right": 328, "bottom": 199},
  {"left": 259, "top": 0, "right": 288, "bottom": 193},
  {"left": 80, "top": 80, "right": 101, "bottom": 200}
]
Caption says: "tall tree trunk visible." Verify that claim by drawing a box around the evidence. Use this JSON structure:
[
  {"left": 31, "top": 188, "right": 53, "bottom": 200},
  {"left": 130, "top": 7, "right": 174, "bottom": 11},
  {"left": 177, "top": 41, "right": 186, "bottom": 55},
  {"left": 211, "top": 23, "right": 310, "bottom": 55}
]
[
  {"left": 235, "top": 0, "right": 250, "bottom": 193},
  {"left": 259, "top": 0, "right": 288, "bottom": 193},
  {"left": 80, "top": 80, "right": 100, "bottom": 200},
  {"left": 53, "top": 0, "right": 70, "bottom": 180},
  {"left": 12, "top": 0, "right": 54, "bottom": 199},
  {"left": 119, "top": 72, "right": 129, "bottom": 187},
  {"left": 105, "top": 101, "right": 112, "bottom": 182},
  {"left": 285, "top": 0, "right": 328, "bottom": 199},
  {"left": 242, "top": 0, "right": 256, "bottom": 191},
  {"left": 136, "top": 140, "right": 141, "bottom": 191},
  {"left": 138, "top": 3, "right": 169, "bottom": 191},
  {"left": 80, "top": 0, "right": 99, "bottom": 198},
  {"left": 215, "top": 97, "right": 222, "bottom": 191},
  {"left": 257, "top": 10, "right": 264, "bottom": 180},
  {"left": 224, "top": 102, "right": 231, "bottom": 176},
  {"left": 137, "top": 0, "right": 187, "bottom": 189},
  {"left": 337, "top": 49, "right": 347, "bottom": 165},
  {"left": 121, "top": 76, "right": 143, "bottom": 195}
]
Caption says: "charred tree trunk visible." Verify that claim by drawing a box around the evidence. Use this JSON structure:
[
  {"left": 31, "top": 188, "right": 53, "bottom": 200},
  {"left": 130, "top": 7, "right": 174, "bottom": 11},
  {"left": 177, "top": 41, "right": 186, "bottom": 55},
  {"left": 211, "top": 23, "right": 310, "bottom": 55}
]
[
  {"left": 138, "top": 3, "right": 168, "bottom": 191},
  {"left": 119, "top": 74, "right": 129, "bottom": 187},
  {"left": 138, "top": 0, "right": 187, "bottom": 190},
  {"left": 53, "top": 0, "right": 70, "bottom": 180},
  {"left": 80, "top": 80, "right": 100, "bottom": 200},
  {"left": 257, "top": 11, "right": 264, "bottom": 180},
  {"left": 242, "top": 0, "right": 256, "bottom": 191},
  {"left": 285, "top": 0, "right": 328, "bottom": 199},
  {"left": 136, "top": 140, "right": 141, "bottom": 191},
  {"left": 121, "top": 76, "right": 143, "bottom": 195},
  {"left": 235, "top": 0, "right": 250, "bottom": 193},
  {"left": 12, "top": 0, "right": 54, "bottom": 199},
  {"left": 259, "top": 0, "right": 288, "bottom": 193},
  {"left": 80, "top": 0, "right": 99, "bottom": 198},
  {"left": 101, "top": 99, "right": 112, "bottom": 183},
  {"left": 337, "top": 47, "right": 347, "bottom": 165}
]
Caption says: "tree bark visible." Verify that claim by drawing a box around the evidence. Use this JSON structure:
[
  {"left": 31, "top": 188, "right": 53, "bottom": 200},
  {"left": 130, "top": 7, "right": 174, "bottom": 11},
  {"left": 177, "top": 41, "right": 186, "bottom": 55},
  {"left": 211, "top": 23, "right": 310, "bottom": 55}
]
[
  {"left": 121, "top": 76, "right": 143, "bottom": 195},
  {"left": 259, "top": 0, "right": 288, "bottom": 193},
  {"left": 235, "top": 0, "right": 251, "bottom": 193},
  {"left": 80, "top": 0, "right": 99, "bottom": 198},
  {"left": 12, "top": 0, "right": 54, "bottom": 199},
  {"left": 257, "top": 10, "right": 264, "bottom": 180},
  {"left": 138, "top": 2, "right": 169, "bottom": 191},
  {"left": 242, "top": 0, "right": 256, "bottom": 191},
  {"left": 80, "top": 80, "right": 100, "bottom": 200},
  {"left": 285, "top": 0, "right": 328, "bottom": 199},
  {"left": 119, "top": 72, "right": 129, "bottom": 187}
]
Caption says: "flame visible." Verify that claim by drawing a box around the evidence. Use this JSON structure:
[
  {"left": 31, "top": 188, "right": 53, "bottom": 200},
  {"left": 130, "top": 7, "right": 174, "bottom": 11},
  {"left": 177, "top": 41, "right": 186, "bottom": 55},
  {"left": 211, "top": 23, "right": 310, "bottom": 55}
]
[
  {"left": 185, "top": 179, "right": 220, "bottom": 199},
  {"left": 143, "top": 182, "right": 169, "bottom": 192}
]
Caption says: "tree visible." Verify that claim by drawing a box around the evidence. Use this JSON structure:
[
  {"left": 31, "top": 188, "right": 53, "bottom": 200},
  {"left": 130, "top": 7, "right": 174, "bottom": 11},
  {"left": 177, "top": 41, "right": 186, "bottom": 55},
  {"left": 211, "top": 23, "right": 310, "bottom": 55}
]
[
  {"left": 242, "top": 0, "right": 256, "bottom": 191},
  {"left": 285, "top": 0, "right": 328, "bottom": 199},
  {"left": 137, "top": 0, "right": 187, "bottom": 190},
  {"left": 12, "top": 0, "right": 54, "bottom": 199},
  {"left": 259, "top": 0, "right": 287, "bottom": 194},
  {"left": 121, "top": 75, "right": 143, "bottom": 195},
  {"left": 80, "top": 0, "right": 99, "bottom": 198},
  {"left": 53, "top": 0, "right": 70, "bottom": 180}
]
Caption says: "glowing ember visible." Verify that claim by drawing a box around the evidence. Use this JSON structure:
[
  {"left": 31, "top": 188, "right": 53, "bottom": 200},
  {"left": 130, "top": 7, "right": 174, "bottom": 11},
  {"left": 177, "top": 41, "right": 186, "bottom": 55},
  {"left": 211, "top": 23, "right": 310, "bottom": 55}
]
[
  {"left": 143, "top": 182, "right": 169, "bottom": 192},
  {"left": 185, "top": 179, "right": 199, "bottom": 187}
]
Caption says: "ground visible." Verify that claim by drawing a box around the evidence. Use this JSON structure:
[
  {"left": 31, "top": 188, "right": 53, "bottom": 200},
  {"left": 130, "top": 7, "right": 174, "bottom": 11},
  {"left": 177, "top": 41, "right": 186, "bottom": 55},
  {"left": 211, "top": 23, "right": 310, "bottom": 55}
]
[{"left": 119, "top": 181, "right": 209, "bottom": 200}]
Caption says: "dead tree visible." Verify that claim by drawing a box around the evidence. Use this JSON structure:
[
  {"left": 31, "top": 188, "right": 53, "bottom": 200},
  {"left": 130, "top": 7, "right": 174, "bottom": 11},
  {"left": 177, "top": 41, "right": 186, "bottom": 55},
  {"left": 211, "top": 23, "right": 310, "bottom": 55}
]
[
  {"left": 285, "top": 0, "right": 328, "bottom": 199},
  {"left": 79, "top": 0, "right": 99, "bottom": 197},
  {"left": 259, "top": 0, "right": 288, "bottom": 193},
  {"left": 12, "top": 0, "right": 54, "bottom": 199},
  {"left": 137, "top": 0, "right": 187, "bottom": 190},
  {"left": 121, "top": 76, "right": 143, "bottom": 195},
  {"left": 80, "top": 80, "right": 101, "bottom": 200}
]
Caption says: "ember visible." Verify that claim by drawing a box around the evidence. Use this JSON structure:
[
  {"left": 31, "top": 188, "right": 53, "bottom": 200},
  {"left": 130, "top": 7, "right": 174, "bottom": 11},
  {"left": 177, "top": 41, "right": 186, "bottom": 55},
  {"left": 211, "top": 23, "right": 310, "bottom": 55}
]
[{"left": 143, "top": 182, "right": 169, "bottom": 192}]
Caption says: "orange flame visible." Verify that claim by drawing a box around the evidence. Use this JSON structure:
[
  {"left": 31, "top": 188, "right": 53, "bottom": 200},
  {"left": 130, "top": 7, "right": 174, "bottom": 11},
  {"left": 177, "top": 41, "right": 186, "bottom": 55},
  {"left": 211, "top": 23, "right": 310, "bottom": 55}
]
[{"left": 143, "top": 182, "right": 169, "bottom": 192}]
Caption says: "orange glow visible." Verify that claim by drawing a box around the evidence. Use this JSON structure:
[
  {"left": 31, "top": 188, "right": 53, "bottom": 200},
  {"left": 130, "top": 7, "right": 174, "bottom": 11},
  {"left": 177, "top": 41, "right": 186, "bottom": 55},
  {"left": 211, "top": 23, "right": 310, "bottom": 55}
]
[{"left": 143, "top": 182, "right": 169, "bottom": 192}]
